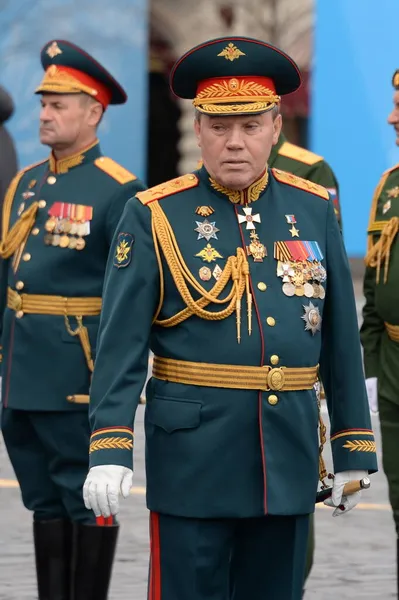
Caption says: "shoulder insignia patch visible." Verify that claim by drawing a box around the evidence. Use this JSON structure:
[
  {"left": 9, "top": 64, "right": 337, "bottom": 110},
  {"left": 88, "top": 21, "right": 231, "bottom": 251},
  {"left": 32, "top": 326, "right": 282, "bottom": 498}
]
[
  {"left": 272, "top": 168, "right": 329, "bottom": 200},
  {"left": 278, "top": 142, "right": 323, "bottom": 165},
  {"left": 113, "top": 232, "right": 134, "bottom": 268},
  {"left": 95, "top": 157, "right": 137, "bottom": 184},
  {"left": 136, "top": 173, "right": 199, "bottom": 206}
]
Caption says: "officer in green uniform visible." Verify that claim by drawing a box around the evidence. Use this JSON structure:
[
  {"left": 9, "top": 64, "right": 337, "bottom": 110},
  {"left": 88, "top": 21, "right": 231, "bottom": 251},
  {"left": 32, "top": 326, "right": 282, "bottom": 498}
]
[
  {"left": 84, "top": 37, "right": 377, "bottom": 600},
  {"left": 361, "top": 68, "right": 399, "bottom": 596},
  {"left": 0, "top": 40, "right": 145, "bottom": 599},
  {"left": 269, "top": 130, "right": 342, "bottom": 230}
]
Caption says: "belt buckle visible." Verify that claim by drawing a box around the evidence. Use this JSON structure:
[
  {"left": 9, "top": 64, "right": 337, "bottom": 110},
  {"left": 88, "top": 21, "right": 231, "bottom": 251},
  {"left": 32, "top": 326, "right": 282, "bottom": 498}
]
[{"left": 267, "top": 367, "right": 285, "bottom": 391}]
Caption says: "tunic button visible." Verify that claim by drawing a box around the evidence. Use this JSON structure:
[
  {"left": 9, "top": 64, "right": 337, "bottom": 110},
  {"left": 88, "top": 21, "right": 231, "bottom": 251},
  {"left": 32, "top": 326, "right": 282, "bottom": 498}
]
[
  {"left": 268, "top": 395, "right": 279, "bottom": 405},
  {"left": 16, "top": 310, "right": 24, "bottom": 319},
  {"left": 47, "top": 176, "right": 56, "bottom": 185},
  {"left": 15, "top": 281, "right": 24, "bottom": 291},
  {"left": 266, "top": 317, "right": 275, "bottom": 326},
  {"left": 22, "top": 253, "right": 31, "bottom": 262},
  {"left": 270, "top": 355, "right": 279, "bottom": 365},
  {"left": 38, "top": 200, "right": 46, "bottom": 208},
  {"left": 32, "top": 227, "right": 40, "bottom": 235},
  {"left": 257, "top": 282, "right": 267, "bottom": 291}
]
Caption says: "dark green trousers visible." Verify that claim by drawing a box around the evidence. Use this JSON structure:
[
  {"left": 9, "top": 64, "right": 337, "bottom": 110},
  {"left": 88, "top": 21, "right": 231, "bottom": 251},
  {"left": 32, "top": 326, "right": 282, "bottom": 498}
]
[
  {"left": 149, "top": 512, "right": 310, "bottom": 600},
  {"left": 379, "top": 395, "right": 399, "bottom": 535},
  {"left": 304, "top": 514, "right": 314, "bottom": 579},
  {"left": 1, "top": 408, "right": 95, "bottom": 523}
]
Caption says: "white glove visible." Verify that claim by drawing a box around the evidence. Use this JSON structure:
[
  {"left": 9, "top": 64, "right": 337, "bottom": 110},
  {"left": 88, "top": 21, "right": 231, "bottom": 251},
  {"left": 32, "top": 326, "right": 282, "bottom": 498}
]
[
  {"left": 83, "top": 465, "right": 133, "bottom": 518},
  {"left": 324, "top": 469, "right": 368, "bottom": 517},
  {"left": 365, "top": 377, "right": 378, "bottom": 413}
]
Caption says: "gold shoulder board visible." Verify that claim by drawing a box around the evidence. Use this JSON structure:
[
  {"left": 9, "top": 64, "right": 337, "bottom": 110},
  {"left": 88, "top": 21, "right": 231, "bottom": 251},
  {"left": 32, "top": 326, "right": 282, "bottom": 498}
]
[
  {"left": 94, "top": 157, "right": 137, "bottom": 184},
  {"left": 278, "top": 141, "right": 323, "bottom": 166},
  {"left": 272, "top": 168, "right": 329, "bottom": 200},
  {"left": 136, "top": 174, "right": 199, "bottom": 206}
]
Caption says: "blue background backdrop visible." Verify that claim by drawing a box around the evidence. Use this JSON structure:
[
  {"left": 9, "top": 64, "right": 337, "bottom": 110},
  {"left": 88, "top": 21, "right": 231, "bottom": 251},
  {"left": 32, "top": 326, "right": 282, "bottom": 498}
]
[
  {"left": 0, "top": 0, "right": 148, "bottom": 180},
  {"left": 313, "top": 0, "right": 399, "bottom": 256}
]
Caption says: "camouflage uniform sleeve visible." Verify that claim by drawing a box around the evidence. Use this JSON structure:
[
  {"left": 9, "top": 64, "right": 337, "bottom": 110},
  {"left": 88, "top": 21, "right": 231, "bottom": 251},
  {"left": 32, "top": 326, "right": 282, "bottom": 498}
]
[
  {"left": 105, "top": 178, "right": 147, "bottom": 244},
  {"left": 319, "top": 199, "right": 377, "bottom": 473},
  {"left": 89, "top": 196, "right": 160, "bottom": 469},
  {"left": 359, "top": 266, "right": 384, "bottom": 379},
  {"left": 308, "top": 161, "right": 342, "bottom": 231}
]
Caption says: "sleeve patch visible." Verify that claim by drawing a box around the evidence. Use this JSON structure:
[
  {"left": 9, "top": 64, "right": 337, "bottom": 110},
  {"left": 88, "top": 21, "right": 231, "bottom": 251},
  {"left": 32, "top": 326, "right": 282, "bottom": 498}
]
[{"left": 113, "top": 232, "right": 134, "bottom": 268}]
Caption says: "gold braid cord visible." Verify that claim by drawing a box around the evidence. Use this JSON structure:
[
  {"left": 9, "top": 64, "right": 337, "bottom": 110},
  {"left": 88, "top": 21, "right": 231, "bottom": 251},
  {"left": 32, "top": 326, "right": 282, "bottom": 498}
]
[
  {"left": 316, "top": 388, "right": 328, "bottom": 485},
  {"left": 0, "top": 202, "right": 39, "bottom": 259},
  {"left": 365, "top": 216, "right": 399, "bottom": 283},
  {"left": 149, "top": 202, "right": 252, "bottom": 343}
]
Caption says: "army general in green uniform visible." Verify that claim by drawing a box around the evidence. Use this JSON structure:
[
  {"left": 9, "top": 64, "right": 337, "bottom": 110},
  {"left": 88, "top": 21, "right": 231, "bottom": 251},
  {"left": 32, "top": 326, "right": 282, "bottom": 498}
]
[
  {"left": 0, "top": 40, "right": 145, "bottom": 599},
  {"left": 84, "top": 37, "right": 377, "bottom": 600},
  {"left": 361, "top": 68, "right": 399, "bottom": 596}
]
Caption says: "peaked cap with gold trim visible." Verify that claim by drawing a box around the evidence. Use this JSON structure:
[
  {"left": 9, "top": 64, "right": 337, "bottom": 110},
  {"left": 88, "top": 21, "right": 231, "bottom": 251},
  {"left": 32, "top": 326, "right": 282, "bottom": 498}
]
[
  {"left": 170, "top": 36, "right": 301, "bottom": 116},
  {"left": 35, "top": 40, "right": 127, "bottom": 109}
]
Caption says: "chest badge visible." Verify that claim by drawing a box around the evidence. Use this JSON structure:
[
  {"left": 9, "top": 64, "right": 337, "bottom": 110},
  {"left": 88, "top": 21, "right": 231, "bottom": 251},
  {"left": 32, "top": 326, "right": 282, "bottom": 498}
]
[
  {"left": 302, "top": 302, "right": 322, "bottom": 335},
  {"left": 246, "top": 232, "right": 267, "bottom": 262},
  {"left": 196, "top": 205, "right": 214, "bottom": 217},
  {"left": 237, "top": 206, "right": 261, "bottom": 230},
  {"left": 195, "top": 219, "right": 220, "bottom": 241},
  {"left": 285, "top": 214, "right": 299, "bottom": 237},
  {"left": 195, "top": 243, "right": 223, "bottom": 263}
]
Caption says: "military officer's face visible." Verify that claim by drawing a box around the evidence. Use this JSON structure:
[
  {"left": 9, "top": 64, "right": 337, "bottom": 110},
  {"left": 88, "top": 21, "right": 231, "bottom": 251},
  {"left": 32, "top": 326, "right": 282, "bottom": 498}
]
[
  {"left": 194, "top": 110, "right": 282, "bottom": 190},
  {"left": 388, "top": 90, "right": 399, "bottom": 146},
  {"left": 39, "top": 93, "right": 102, "bottom": 151}
]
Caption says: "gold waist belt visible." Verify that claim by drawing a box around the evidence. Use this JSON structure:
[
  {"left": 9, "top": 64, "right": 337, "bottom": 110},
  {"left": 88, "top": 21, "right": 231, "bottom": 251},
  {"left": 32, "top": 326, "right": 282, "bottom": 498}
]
[
  {"left": 153, "top": 356, "right": 318, "bottom": 392},
  {"left": 385, "top": 322, "right": 399, "bottom": 343},
  {"left": 7, "top": 287, "right": 102, "bottom": 316}
]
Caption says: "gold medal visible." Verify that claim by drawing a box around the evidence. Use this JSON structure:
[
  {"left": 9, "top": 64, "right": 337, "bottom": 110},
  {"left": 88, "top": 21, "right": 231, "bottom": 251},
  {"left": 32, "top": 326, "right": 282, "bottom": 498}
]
[
  {"left": 77, "top": 222, "right": 87, "bottom": 237},
  {"left": 199, "top": 266, "right": 212, "bottom": 281},
  {"left": 246, "top": 232, "right": 267, "bottom": 262},
  {"left": 318, "top": 284, "right": 325, "bottom": 300},
  {"left": 68, "top": 237, "right": 78, "bottom": 249},
  {"left": 312, "top": 283, "right": 320, "bottom": 299},
  {"left": 304, "top": 282, "right": 314, "bottom": 298},
  {"left": 282, "top": 282, "right": 295, "bottom": 297},
  {"left": 59, "top": 235, "right": 70, "bottom": 248},
  {"left": 45, "top": 217, "right": 57, "bottom": 233},
  {"left": 63, "top": 220, "right": 72, "bottom": 233},
  {"left": 44, "top": 234, "right": 53, "bottom": 245},
  {"left": 75, "top": 237, "right": 86, "bottom": 250},
  {"left": 295, "top": 285, "right": 304, "bottom": 297},
  {"left": 52, "top": 234, "right": 60, "bottom": 247},
  {"left": 70, "top": 222, "right": 78, "bottom": 235}
]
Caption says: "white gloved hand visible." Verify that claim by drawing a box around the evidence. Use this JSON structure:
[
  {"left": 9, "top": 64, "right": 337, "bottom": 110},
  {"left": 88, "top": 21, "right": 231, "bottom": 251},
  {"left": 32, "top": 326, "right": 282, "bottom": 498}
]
[
  {"left": 83, "top": 465, "right": 133, "bottom": 518},
  {"left": 365, "top": 377, "right": 378, "bottom": 413},
  {"left": 324, "top": 469, "right": 368, "bottom": 517}
]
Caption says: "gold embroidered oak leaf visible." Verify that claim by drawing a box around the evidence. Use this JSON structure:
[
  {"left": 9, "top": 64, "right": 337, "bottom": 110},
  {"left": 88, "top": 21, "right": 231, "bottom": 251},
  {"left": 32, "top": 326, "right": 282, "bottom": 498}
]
[
  {"left": 342, "top": 440, "right": 376, "bottom": 452},
  {"left": 89, "top": 437, "right": 133, "bottom": 453}
]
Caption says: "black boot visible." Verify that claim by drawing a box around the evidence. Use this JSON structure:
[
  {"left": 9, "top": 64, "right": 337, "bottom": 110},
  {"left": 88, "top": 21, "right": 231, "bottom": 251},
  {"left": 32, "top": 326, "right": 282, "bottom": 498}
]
[
  {"left": 70, "top": 522, "right": 119, "bottom": 600},
  {"left": 33, "top": 518, "right": 72, "bottom": 600}
]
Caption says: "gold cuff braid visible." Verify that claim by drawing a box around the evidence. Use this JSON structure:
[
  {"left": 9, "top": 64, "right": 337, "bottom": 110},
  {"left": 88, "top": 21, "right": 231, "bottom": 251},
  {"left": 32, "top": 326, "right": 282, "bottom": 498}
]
[{"left": 148, "top": 202, "right": 252, "bottom": 343}]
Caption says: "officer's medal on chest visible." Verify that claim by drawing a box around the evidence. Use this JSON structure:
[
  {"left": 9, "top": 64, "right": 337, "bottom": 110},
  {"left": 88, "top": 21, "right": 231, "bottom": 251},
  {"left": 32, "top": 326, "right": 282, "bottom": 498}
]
[
  {"left": 18, "top": 179, "right": 37, "bottom": 216},
  {"left": 44, "top": 202, "right": 93, "bottom": 250},
  {"left": 237, "top": 206, "right": 267, "bottom": 261},
  {"left": 274, "top": 240, "right": 326, "bottom": 299}
]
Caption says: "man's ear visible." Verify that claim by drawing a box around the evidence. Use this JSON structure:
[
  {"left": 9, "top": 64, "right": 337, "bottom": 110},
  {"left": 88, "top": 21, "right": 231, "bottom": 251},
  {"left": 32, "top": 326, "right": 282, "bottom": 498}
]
[{"left": 272, "top": 113, "right": 282, "bottom": 146}]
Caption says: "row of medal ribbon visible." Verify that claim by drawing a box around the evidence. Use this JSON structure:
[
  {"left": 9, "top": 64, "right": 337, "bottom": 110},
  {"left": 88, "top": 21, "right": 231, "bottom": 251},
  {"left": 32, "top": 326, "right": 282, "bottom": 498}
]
[{"left": 44, "top": 203, "right": 93, "bottom": 251}]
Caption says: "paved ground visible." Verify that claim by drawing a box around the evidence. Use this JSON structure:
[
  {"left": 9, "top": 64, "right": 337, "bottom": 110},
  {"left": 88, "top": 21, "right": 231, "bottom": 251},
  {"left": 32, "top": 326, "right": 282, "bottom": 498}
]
[{"left": 0, "top": 279, "right": 396, "bottom": 599}]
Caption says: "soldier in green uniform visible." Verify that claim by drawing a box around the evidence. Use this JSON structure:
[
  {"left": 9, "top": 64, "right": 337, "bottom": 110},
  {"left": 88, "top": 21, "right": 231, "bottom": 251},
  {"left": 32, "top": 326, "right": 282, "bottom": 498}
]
[
  {"left": 361, "top": 68, "right": 399, "bottom": 596},
  {"left": 84, "top": 37, "right": 377, "bottom": 600},
  {"left": 0, "top": 40, "right": 145, "bottom": 599},
  {"left": 269, "top": 130, "right": 342, "bottom": 230}
]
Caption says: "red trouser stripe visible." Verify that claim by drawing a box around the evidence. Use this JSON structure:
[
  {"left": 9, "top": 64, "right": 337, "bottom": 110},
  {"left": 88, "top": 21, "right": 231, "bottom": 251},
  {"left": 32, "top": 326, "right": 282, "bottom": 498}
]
[{"left": 149, "top": 512, "right": 161, "bottom": 600}]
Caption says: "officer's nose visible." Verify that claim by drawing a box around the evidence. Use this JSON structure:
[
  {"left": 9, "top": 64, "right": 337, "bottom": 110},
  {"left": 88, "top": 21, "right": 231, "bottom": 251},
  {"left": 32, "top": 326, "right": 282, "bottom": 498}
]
[{"left": 226, "top": 128, "right": 245, "bottom": 150}]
